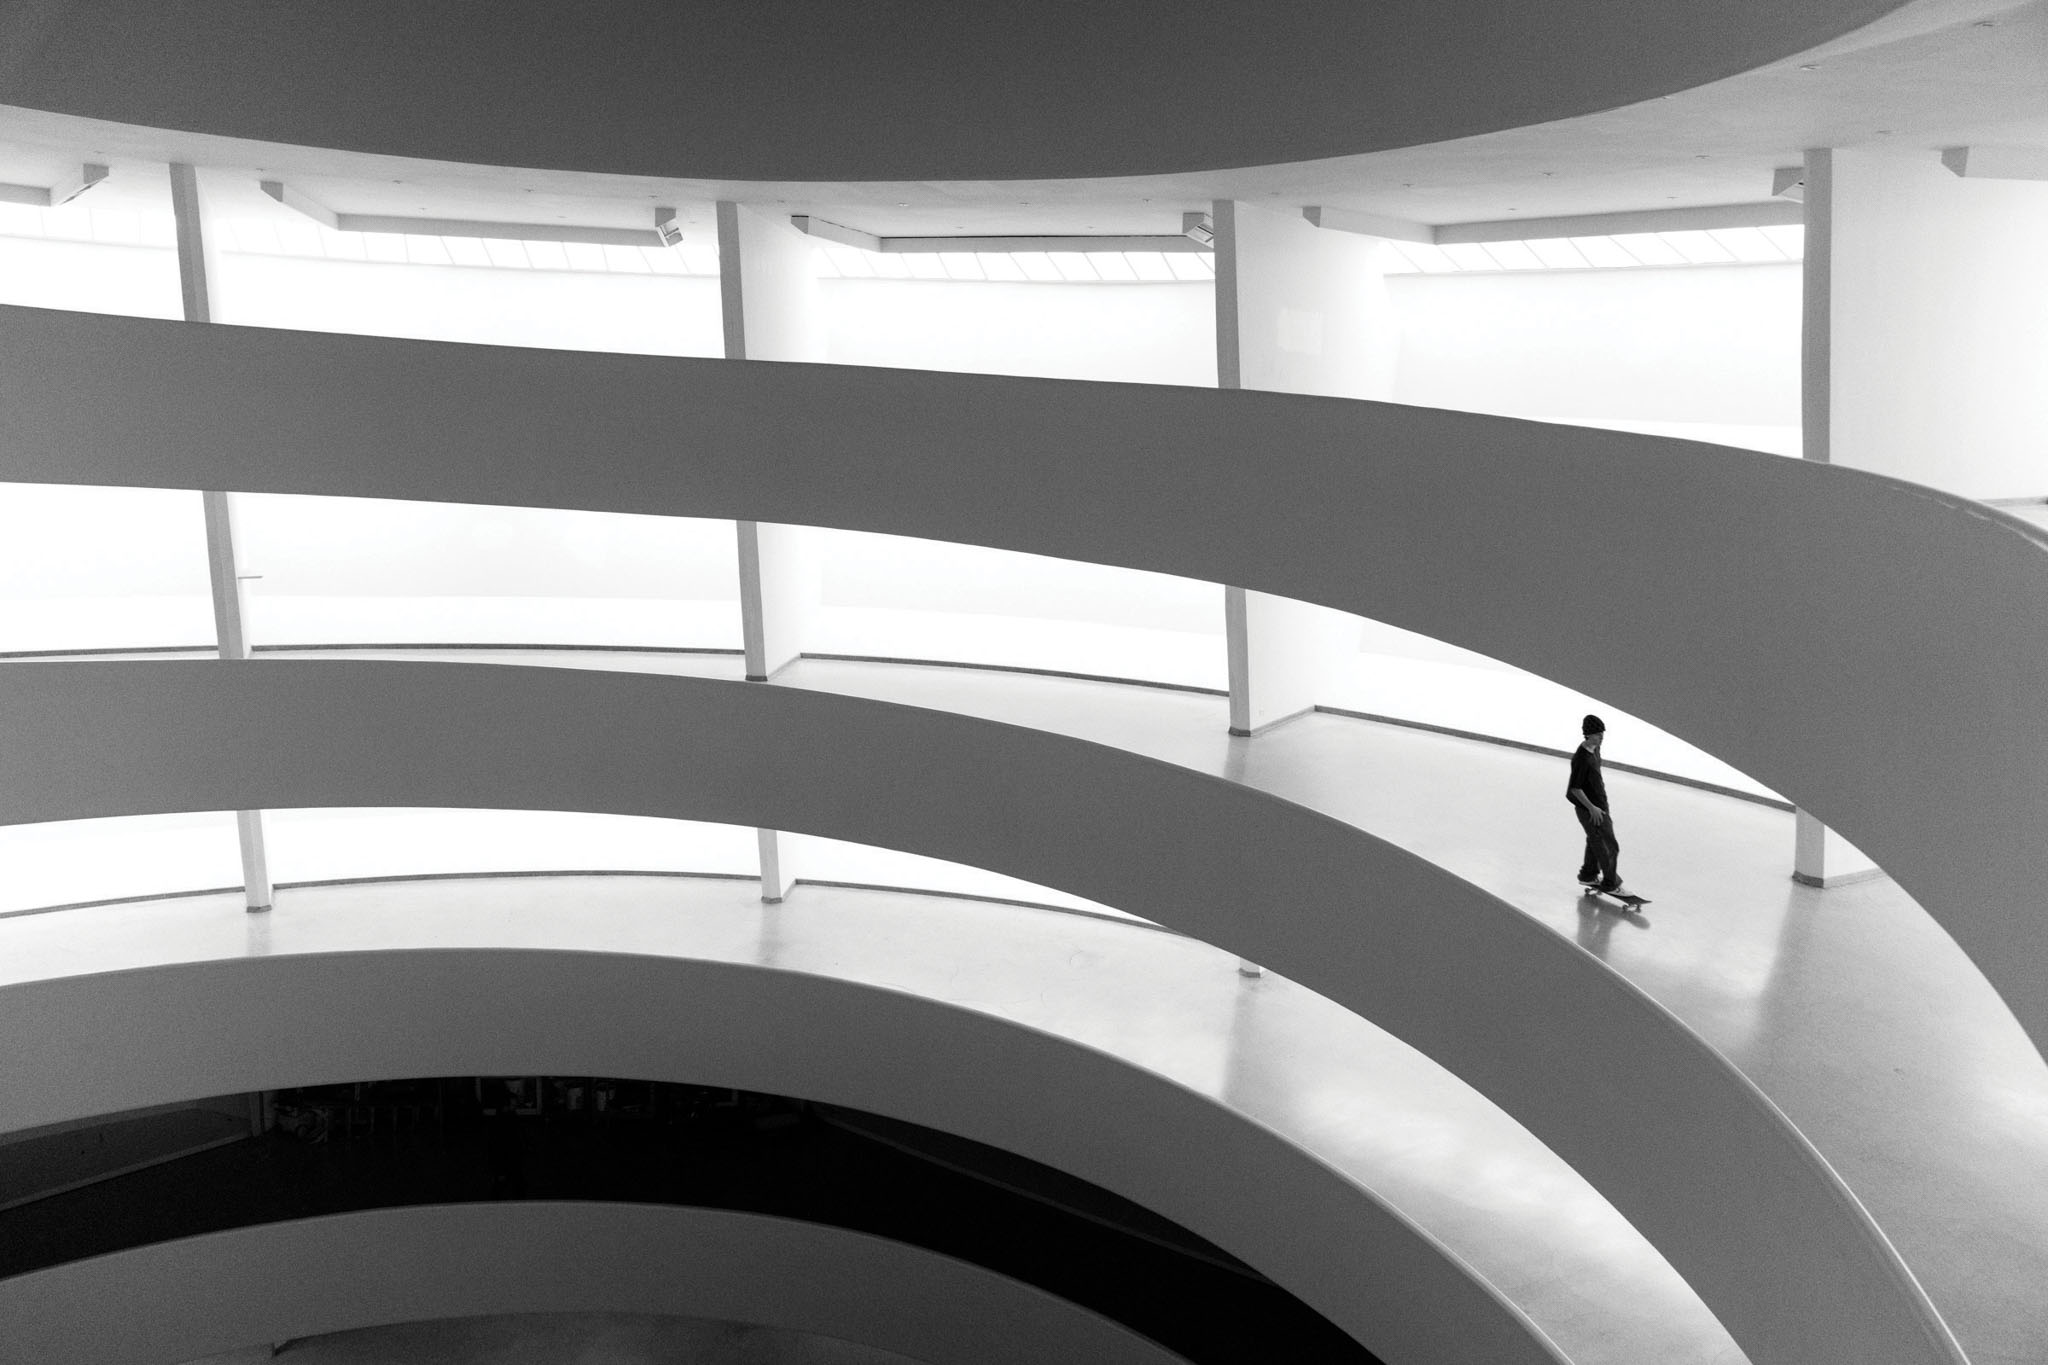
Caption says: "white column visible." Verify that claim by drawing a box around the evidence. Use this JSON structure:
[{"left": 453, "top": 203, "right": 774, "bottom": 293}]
[
  {"left": 172, "top": 162, "right": 272, "bottom": 914},
  {"left": 1215, "top": 199, "right": 1393, "bottom": 735},
  {"left": 719, "top": 200, "right": 827, "bottom": 901},
  {"left": 1787, "top": 144, "right": 2048, "bottom": 885}
]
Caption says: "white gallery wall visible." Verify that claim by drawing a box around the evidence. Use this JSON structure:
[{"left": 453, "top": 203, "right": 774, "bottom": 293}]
[
  {"left": 1823, "top": 149, "right": 2048, "bottom": 500},
  {"left": 824, "top": 278, "right": 1215, "bottom": 385},
  {"left": 1389, "top": 262, "right": 1803, "bottom": 452}
]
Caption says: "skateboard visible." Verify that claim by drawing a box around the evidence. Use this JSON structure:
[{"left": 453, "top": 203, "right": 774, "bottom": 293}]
[{"left": 1578, "top": 883, "right": 1651, "bottom": 912}]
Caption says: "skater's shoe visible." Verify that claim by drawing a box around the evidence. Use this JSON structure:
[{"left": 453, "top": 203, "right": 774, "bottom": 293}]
[{"left": 1597, "top": 880, "right": 1624, "bottom": 895}]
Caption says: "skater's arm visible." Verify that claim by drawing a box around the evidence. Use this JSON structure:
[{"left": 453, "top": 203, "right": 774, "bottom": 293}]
[{"left": 1569, "top": 786, "right": 1606, "bottom": 824}]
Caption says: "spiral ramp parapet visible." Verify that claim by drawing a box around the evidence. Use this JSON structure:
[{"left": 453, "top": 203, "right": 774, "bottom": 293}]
[
  {"left": 0, "top": 0, "right": 1930, "bottom": 182},
  {"left": 4, "top": 4, "right": 2048, "bottom": 1362}
]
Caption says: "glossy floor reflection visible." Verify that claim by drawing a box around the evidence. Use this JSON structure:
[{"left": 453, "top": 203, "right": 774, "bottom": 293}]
[
  {"left": 5, "top": 877, "right": 1728, "bottom": 1365},
  {"left": 11, "top": 645, "right": 2048, "bottom": 1363}
]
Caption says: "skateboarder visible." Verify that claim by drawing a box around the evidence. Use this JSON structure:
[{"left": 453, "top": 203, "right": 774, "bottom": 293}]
[{"left": 1568, "top": 714, "right": 1623, "bottom": 894}]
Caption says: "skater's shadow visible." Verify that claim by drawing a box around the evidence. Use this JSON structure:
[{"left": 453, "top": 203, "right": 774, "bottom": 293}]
[{"left": 1576, "top": 893, "right": 1651, "bottom": 958}]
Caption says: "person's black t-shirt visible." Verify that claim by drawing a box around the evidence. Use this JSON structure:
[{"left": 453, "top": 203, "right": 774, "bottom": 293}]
[{"left": 1567, "top": 744, "right": 1607, "bottom": 810}]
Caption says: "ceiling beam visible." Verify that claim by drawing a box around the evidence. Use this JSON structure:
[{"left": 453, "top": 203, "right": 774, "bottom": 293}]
[
  {"left": 1435, "top": 201, "right": 1802, "bottom": 243},
  {"left": 0, "top": 164, "right": 108, "bottom": 208},
  {"left": 791, "top": 216, "right": 1210, "bottom": 254},
  {"left": 789, "top": 215, "right": 880, "bottom": 252},
  {"left": 1942, "top": 146, "right": 2048, "bottom": 182},
  {"left": 1301, "top": 205, "right": 1433, "bottom": 243},
  {"left": 261, "top": 180, "right": 675, "bottom": 247},
  {"left": 1307, "top": 198, "right": 1800, "bottom": 245}
]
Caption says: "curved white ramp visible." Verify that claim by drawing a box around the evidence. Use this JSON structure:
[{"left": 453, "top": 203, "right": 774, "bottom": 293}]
[
  {"left": 0, "top": 658, "right": 1958, "bottom": 1365},
  {"left": 0, "top": 949, "right": 1560, "bottom": 1365}
]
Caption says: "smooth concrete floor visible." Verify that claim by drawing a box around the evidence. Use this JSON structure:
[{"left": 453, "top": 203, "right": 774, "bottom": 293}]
[
  {"left": 2, "top": 877, "right": 1727, "bottom": 1365},
  {"left": 12, "top": 646, "right": 2048, "bottom": 1363}
]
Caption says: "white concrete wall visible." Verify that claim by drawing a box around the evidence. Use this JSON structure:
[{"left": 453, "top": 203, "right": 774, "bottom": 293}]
[
  {"left": 826, "top": 278, "right": 1215, "bottom": 385},
  {"left": 214, "top": 249, "right": 725, "bottom": 356},
  {"left": 1216, "top": 201, "right": 1396, "bottom": 730},
  {"left": 1218, "top": 202, "right": 1398, "bottom": 402},
  {"left": 1824, "top": 148, "right": 2048, "bottom": 499},
  {"left": 1390, "top": 264, "right": 1802, "bottom": 440}
]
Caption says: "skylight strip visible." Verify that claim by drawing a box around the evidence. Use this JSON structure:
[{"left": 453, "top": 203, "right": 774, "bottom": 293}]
[
  {"left": 1477, "top": 239, "right": 1544, "bottom": 271},
  {"left": 1567, "top": 236, "right": 1639, "bottom": 268},
  {"left": 1125, "top": 251, "right": 1175, "bottom": 281},
  {"left": 1605, "top": 233, "right": 1686, "bottom": 267},
  {"left": 979, "top": 252, "right": 1028, "bottom": 282},
  {"left": 523, "top": 240, "right": 572, "bottom": 271},
  {"left": 825, "top": 244, "right": 876, "bottom": 278},
  {"left": 442, "top": 236, "right": 492, "bottom": 268},
  {"left": 1438, "top": 242, "right": 1498, "bottom": 271},
  {"left": 481, "top": 238, "right": 530, "bottom": 269},
  {"left": 1705, "top": 227, "right": 1785, "bottom": 263},
  {"left": 1658, "top": 230, "right": 1737, "bottom": 265},
  {"left": 403, "top": 235, "right": 453, "bottom": 267},
  {"left": 601, "top": 243, "right": 652, "bottom": 273},
  {"left": 1012, "top": 252, "right": 1063, "bottom": 282},
  {"left": 1758, "top": 224, "right": 1805, "bottom": 259},
  {"left": 1526, "top": 237, "right": 1591, "bottom": 269},
  {"left": 1046, "top": 252, "right": 1099, "bottom": 282},
  {"left": 1089, "top": 252, "right": 1138, "bottom": 282}
]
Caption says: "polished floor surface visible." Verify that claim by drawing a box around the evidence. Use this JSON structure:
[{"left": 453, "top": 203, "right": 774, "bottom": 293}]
[{"left": 10, "top": 646, "right": 2048, "bottom": 1363}]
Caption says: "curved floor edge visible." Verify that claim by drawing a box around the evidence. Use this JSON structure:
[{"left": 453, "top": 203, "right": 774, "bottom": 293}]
[
  {"left": 0, "top": 950, "right": 1565, "bottom": 1365},
  {"left": 0, "top": 1201, "right": 1187, "bottom": 1365}
]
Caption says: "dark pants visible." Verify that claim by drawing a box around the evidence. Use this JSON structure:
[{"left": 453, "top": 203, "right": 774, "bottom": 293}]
[{"left": 1575, "top": 807, "right": 1620, "bottom": 887}]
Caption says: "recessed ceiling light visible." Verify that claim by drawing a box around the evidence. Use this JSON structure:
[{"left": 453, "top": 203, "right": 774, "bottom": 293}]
[
  {"left": 1974, "top": 18, "right": 1996, "bottom": 26},
  {"left": 1798, "top": 63, "right": 1819, "bottom": 71},
  {"left": 896, "top": 201, "right": 907, "bottom": 206}
]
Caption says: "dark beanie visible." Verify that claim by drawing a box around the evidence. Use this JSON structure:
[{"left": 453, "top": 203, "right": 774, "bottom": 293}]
[{"left": 1582, "top": 714, "right": 1606, "bottom": 734}]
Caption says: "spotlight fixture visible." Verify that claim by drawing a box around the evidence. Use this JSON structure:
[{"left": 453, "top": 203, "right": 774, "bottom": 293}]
[
  {"left": 654, "top": 206, "right": 682, "bottom": 247},
  {"left": 1182, "top": 211, "right": 1215, "bottom": 247}
]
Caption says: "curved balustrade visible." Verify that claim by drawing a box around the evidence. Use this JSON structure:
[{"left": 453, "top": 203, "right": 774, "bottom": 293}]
[
  {"left": 0, "top": 947, "right": 1561, "bottom": 1365},
  {"left": 0, "top": 1203, "right": 1188, "bottom": 1365},
  {"left": 0, "top": 659, "right": 1961, "bottom": 1364},
  {"left": 0, "top": 0, "right": 1913, "bottom": 182},
  {"left": 1, "top": 305, "right": 2042, "bottom": 1075}
]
